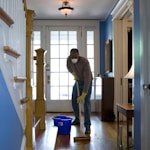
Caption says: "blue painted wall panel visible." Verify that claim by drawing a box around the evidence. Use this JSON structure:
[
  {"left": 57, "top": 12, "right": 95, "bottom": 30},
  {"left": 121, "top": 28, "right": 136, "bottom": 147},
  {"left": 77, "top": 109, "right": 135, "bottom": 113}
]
[
  {"left": 133, "top": 0, "right": 141, "bottom": 149},
  {"left": 105, "top": 15, "right": 113, "bottom": 40},
  {"left": 0, "top": 69, "right": 23, "bottom": 150},
  {"left": 100, "top": 21, "right": 106, "bottom": 75},
  {"left": 100, "top": 14, "right": 113, "bottom": 77}
]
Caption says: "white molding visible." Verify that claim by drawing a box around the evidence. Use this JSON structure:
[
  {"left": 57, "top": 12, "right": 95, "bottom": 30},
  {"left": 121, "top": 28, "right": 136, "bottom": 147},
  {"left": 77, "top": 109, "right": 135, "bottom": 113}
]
[
  {"left": 20, "top": 135, "right": 26, "bottom": 150},
  {"left": 33, "top": 19, "right": 100, "bottom": 27},
  {"left": 122, "top": 19, "right": 131, "bottom": 104},
  {"left": 112, "top": 0, "right": 133, "bottom": 118},
  {"left": 113, "top": 20, "right": 123, "bottom": 106},
  {"left": 111, "top": 0, "right": 133, "bottom": 20}
]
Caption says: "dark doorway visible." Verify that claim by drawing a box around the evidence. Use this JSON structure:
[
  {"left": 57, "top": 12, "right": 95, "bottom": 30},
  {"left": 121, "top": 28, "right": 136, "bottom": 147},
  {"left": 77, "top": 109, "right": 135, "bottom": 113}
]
[{"left": 128, "top": 28, "right": 132, "bottom": 103}]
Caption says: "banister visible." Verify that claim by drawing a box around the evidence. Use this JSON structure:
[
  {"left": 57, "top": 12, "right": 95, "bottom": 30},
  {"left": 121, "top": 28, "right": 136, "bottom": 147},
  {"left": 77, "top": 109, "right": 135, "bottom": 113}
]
[
  {"left": 14, "top": 76, "right": 27, "bottom": 82},
  {"left": 20, "top": 97, "right": 29, "bottom": 104},
  {"left": 3, "top": 46, "right": 20, "bottom": 58},
  {"left": 0, "top": 7, "right": 14, "bottom": 26}
]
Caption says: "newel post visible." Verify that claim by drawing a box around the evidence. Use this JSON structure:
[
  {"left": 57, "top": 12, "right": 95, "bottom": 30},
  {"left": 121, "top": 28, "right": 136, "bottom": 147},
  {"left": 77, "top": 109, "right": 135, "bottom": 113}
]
[
  {"left": 35, "top": 48, "right": 46, "bottom": 129},
  {"left": 25, "top": 9, "right": 34, "bottom": 150}
]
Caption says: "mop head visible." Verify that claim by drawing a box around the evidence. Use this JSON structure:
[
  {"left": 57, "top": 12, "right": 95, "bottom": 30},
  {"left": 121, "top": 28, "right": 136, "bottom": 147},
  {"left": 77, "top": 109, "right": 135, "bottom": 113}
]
[{"left": 74, "top": 135, "right": 91, "bottom": 142}]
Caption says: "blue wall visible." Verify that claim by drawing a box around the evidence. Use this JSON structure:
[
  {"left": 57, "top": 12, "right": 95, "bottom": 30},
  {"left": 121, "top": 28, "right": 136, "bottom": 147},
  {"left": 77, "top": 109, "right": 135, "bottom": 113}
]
[
  {"left": 133, "top": 0, "right": 141, "bottom": 149},
  {"left": 0, "top": 69, "right": 24, "bottom": 150},
  {"left": 100, "top": 15, "right": 113, "bottom": 76},
  {"left": 100, "top": 1, "right": 141, "bottom": 148}
]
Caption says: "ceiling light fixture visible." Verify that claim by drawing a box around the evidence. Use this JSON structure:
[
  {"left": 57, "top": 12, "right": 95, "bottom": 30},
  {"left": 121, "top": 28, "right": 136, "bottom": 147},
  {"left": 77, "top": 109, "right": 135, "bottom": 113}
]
[{"left": 58, "top": 1, "right": 74, "bottom": 16}]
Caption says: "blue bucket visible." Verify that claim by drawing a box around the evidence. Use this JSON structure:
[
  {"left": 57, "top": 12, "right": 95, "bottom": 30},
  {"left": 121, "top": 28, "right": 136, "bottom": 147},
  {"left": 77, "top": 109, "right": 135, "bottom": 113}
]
[{"left": 53, "top": 116, "right": 72, "bottom": 135}]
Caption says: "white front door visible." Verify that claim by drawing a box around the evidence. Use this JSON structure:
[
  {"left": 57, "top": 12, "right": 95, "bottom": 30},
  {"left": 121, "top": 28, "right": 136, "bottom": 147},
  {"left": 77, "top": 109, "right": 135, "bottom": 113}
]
[
  {"left": 45, "top": 27, "right": 80, "bottom": 112},
  {"left": 45, "top": 26, "right": 100, "bottom": 112}
]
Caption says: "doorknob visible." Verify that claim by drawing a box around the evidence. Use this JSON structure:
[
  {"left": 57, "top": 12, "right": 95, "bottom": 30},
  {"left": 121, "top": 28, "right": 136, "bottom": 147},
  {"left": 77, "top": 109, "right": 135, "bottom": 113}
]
[{"left": 143, "top": 84, "right": 150, "bottom": 90}]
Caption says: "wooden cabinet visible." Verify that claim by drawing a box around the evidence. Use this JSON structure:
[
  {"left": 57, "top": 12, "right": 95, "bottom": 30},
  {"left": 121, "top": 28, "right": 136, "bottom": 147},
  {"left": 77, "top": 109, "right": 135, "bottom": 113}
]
[{"left": 101, "top": 77, "right": 115, "bottom": 121}]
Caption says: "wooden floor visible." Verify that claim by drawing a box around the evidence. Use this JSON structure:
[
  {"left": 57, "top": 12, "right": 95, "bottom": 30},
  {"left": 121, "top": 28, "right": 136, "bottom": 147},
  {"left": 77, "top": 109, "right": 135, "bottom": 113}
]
[{"left": 33, "top": 113, "right": 133, "bottom": 150}]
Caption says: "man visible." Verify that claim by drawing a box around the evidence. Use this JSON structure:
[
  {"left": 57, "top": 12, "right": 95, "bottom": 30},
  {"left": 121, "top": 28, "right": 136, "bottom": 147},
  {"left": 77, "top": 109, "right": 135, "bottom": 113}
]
[{"left": 67, "top": 48, "right": 93, "bottom": 134}]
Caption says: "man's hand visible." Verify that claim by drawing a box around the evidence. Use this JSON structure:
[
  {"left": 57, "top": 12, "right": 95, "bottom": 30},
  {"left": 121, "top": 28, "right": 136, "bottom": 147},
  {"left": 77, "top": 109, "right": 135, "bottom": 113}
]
[
  {"left": 72, "top": 72, "right": 78, "bottom": 80},
  {"left": 77, "top": 92, "right": 87, "bottom": 103}
]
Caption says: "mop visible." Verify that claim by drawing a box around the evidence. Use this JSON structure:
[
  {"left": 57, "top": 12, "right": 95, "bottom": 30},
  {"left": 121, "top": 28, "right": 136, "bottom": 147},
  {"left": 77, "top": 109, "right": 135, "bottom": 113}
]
[{"left": 74, "top": 81, "right": 91, "bottom": 142}]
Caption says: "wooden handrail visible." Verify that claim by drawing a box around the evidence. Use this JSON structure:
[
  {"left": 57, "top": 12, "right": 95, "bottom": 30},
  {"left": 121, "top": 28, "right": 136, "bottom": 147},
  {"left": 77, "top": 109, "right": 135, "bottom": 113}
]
[
  {"left": 22, "top": 0, "right": 27, "bottom": 17},
  {"left": 14, "top": 76, "right": 27, "bottom": 82},
  {"left": 0, "top": 7, "right": 14, "bottom": 26},
  {"left": 20, "top": 97, "right": 29, "bottom": 104},
  {"left": 3, "top": 46, "right": 20, "bottom": 58}
]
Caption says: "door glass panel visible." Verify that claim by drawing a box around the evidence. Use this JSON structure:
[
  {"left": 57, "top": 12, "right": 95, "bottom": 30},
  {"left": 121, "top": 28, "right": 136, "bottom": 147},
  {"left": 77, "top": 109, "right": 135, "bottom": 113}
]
[
  {"left": 87, "top": 31, "right": 94, "bottom": 100},
  {"left": 96, "top": 77, "right": 102, "bottom": 99},
  {"left": 51, "top": 73, "right": 59, "bottom": 86},
  {"left": 69, "top": 45, "right": 77, "bottom": 50},
  {"left": 69, "top": 74, "right": 74, "bottom": 85},
  {"left": 51, "top": 87, "right": 59, "bottom": 100},
  {"left": 69, "top": 31, "right": 77, "bottom": 44},
  {"left": 60, "top": 45, "right": 68, "bottom": 58},
  {"left": 88, "top": 59, "right": 94, "bottom": 72},
  {"left": 60, "top": 86, "right": 68, "bottom": 99},
  {"left": 51, "top": 31, "right": 59, "bottom": 44},
  {"left": 50, "top": 45, "right": 59, "bottom": 58},
  {"left": 60, "top": 59, "right": 68, "bottom": 72},
  {"left": 60, "top": 31, "right": 68, "bottom": 44},
  {"left": 87, "top": 30, "right": 100, "bottom": 100},
  {"left": 49, "top": 30, "right": 77, "bottom": 100},
  {"left": 87, "top": 31, "right": 94, "bottom": 44},
  {"left": 51, "top": 59, "right": 59, "bottom": 72},
  {"left": 87, "top": 45, "right": 94, "bottom": 58},
  {"left": 60, "top": 73, "right": 68, "bottom": 86}
]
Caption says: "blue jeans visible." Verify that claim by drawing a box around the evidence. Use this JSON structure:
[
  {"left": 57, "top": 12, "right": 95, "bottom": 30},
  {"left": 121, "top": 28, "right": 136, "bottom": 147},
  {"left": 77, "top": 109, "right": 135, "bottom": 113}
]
[{"left": 72, "top": 81, "right": 92, "bottom": 127}]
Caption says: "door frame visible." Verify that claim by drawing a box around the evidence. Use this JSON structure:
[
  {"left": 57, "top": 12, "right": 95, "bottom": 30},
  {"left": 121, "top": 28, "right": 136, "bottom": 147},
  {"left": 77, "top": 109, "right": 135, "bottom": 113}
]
[{"left": 111, "top": 0, "right": 133, "bottom": 116}]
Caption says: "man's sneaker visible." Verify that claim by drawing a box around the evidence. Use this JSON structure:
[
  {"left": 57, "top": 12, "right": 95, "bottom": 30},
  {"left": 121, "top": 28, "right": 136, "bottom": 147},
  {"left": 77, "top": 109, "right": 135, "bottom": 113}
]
[
  {"left": 71, "top": 119, "right": 80, "bottom": 125},
  {"left": 85, "top": 126, "right": 91, "bottom": 134}
]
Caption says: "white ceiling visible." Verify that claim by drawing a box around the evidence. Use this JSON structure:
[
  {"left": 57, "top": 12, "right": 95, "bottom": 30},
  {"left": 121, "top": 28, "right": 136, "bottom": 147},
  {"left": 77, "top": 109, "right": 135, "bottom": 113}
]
[{"left": 26, "top": 0, "right": 119, "bottom": 20}]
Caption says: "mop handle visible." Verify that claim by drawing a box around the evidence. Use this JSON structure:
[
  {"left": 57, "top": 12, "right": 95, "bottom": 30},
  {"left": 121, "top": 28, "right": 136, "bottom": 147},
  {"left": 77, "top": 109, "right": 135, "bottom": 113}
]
[
  {"left": 76, "top": 81, "right": 80, "bottom": 97},
  {"left": 76, "top": 81, "right": 82, "bottom": 130}
]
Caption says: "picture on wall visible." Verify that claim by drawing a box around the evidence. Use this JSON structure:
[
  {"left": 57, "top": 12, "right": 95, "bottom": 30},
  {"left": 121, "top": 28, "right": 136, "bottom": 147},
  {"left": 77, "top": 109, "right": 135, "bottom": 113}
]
[{"left": 104, "top": 39, "right": 112, "bottom": 73}]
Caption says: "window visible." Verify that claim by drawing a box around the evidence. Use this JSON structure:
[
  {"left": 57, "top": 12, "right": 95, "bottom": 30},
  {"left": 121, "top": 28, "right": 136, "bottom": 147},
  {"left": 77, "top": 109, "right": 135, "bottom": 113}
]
[{"left": 86, "top": 31, "right": 102, "bottom": 99}]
